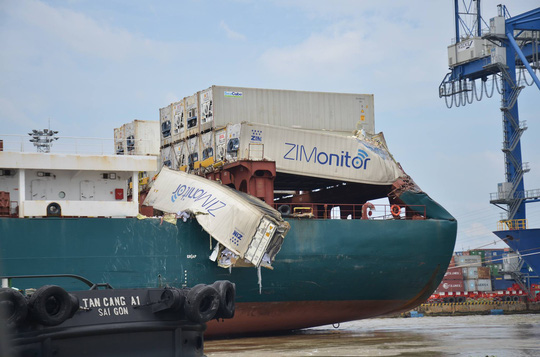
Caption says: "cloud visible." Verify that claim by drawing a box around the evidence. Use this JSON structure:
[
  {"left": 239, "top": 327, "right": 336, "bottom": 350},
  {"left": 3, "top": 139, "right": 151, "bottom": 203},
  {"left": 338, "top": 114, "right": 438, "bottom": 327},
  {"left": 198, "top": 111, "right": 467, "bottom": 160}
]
[
  {"left": 2, "top": 0, "right": 175, "bottom": 62},
  {"left": 220, "top": 21, "right": 246, "bottom": 41}
]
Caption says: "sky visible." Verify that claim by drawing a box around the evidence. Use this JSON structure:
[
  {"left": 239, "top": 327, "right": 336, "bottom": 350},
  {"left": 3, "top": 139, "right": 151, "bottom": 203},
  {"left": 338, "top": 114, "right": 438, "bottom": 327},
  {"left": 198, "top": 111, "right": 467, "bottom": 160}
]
[{"left": 1, "top": 0, "right": 539, "bottom": 252}]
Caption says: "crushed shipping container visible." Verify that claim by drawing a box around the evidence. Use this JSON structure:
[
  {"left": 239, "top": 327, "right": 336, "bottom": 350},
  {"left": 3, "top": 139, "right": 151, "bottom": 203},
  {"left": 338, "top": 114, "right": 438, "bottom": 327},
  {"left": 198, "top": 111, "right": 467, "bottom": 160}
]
[{"left": 143, "top": 167, "right": 290, "bottom": 268}]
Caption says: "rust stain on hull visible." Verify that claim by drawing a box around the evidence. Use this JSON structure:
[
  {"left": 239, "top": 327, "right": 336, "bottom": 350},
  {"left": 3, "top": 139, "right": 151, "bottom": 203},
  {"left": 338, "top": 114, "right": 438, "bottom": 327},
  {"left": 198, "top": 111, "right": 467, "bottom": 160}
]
[
  {"left": 206, "top": 299, "right": 409, "bottom": 338},
  {"left": 206, "top": 266, "right": 442, "bottom": 338}
]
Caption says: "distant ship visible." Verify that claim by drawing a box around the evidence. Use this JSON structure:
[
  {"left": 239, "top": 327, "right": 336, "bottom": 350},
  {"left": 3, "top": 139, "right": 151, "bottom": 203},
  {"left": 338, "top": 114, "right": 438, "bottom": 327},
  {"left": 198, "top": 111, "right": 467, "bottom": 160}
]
[
  {"left": 493, "top": 229, "right": 540, "bottom": 276},
  {"left": 0, "top": 87, "right": 457, "bottom": 337}
]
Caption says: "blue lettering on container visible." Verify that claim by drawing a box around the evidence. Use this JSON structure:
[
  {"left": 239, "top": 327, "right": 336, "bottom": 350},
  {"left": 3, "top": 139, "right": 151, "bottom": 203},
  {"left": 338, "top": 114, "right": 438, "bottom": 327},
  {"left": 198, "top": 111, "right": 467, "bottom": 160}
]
[
  {"left": 231, "top": 230, "right": 243, "bottom": 246},
  {"left": 283, "top": 143, "right": 370, "bottom": 170},
  {"left": 171, "top": 184, "right": 227, "bottom": 217}
]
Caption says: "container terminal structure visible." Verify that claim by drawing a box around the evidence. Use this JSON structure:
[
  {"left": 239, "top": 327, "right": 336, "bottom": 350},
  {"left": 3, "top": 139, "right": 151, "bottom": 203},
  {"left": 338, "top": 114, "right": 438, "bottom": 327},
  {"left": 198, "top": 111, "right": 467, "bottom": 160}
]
[{"left": 439, "top": 2, "right": 540, "bottom": 277}]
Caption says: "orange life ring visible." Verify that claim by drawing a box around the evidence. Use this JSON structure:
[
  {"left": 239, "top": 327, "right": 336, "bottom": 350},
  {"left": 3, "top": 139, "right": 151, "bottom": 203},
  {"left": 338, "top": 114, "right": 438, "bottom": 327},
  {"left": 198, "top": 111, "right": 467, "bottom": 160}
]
[{"left": 391, "top": 204, "right": 401, "bottom": 217}]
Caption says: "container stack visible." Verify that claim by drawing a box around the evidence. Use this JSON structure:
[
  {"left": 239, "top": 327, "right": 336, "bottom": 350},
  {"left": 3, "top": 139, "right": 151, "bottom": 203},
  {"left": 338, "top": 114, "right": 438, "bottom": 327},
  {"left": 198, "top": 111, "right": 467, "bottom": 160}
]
[
  {"left": 114, "top": 120, "right": 160, "bottom": 156},
  {"left": 157, "top": 86, "right": 375, "bottom": 171},
  {"left": 435, "top": 261, "right": 464, "bottom": 293},
  {"left": 439, "top": 249, "right": 540, "bottom": 295}
]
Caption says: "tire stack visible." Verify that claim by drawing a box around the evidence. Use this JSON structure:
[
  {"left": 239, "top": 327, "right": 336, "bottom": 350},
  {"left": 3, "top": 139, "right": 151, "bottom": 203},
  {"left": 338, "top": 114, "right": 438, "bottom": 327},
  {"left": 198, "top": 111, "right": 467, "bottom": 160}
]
[{"left": 0, "top": 280, "right": 235, "bottom": 329}]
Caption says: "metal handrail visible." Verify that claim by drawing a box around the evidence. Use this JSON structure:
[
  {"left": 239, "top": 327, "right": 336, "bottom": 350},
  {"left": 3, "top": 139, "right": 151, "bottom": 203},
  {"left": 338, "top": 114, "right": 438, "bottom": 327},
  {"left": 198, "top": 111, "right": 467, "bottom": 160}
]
[
  {"left": 273, "top": 203, "right": 426, "bottom": 220},
  {"left": 497, "top": 219, "right": 528, "bottom": 231}
]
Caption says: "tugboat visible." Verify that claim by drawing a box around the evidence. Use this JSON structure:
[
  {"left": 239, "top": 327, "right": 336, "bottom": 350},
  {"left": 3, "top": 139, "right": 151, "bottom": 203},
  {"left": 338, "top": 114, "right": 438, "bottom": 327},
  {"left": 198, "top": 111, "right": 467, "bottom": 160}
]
[{"left": 0, "top": 275, "right": 235, "bottom": 356}]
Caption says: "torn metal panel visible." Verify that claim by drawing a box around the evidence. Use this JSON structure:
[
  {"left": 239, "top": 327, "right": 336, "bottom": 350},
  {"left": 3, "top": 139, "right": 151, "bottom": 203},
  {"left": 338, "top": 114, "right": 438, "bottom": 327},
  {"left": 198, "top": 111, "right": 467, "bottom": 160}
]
[{"left": 143, "top": 167, "right": 289, "bottom": 267}]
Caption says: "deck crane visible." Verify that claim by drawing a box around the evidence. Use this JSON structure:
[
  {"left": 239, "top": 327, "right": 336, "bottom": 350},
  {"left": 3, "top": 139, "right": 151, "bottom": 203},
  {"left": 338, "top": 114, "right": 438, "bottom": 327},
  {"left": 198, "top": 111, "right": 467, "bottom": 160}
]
[{"left": 439, "top": 2, "right": 540, "bottom": 227}]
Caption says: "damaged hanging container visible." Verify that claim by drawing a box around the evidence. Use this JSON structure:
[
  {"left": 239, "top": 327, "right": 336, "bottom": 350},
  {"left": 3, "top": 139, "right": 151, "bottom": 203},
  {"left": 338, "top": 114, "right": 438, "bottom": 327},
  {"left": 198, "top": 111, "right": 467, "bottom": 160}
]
[{"left": 143, "top": 167, "right": 290, "bottom": 268}]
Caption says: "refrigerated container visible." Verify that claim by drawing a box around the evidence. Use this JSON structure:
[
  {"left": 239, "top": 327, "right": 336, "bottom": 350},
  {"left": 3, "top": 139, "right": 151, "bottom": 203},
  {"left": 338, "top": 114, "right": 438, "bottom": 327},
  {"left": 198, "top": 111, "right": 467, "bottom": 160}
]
[
  {"left": 114, "top": 126, "right": 125, "bottom": 155},
  {"left": 160, "top": 105, "right": 173, "bottom": 147},
  {"left": 143, "top": 167, "right": 290, "bottom": 268},
  {"left": 124, "top": 122, "right": 135, "bottom": 154},
  {"left": 173, "top": 141, "right": 188, "bottom": 171},
  {"left": 225, "top": 123, "right": 241, "bottom": 162},
  {"left": 122, "top": 120, "right": 160, "bottom": 156},
  {"left": 171, "top": 99, "right": 186, "bottom": 143},
  {"left": 187, "top": 136, "right": 200, "bottom": 170},
  {"left": 226, "top": 122, "right": 402, "bottom": 185},
  {"left": 200, "top": 130, "right": 215, "bottom": 168},
  {"left": 215, "top": 127, "right": 227, "bottom": 164},
  {"left": 199, "top": 86, "right": 375, "bottom": 134},
  {"left": 160, "top": 146, "right": 175, "bottom": 169},
  {"left": 114, "top": 120, "right": 159, "bottom": 156},
  {"left": 199, "top": 87, "right": 213, "bottom": 133},
  {"left": 185, "top": 94, "right": 199, "bottom": 138}
]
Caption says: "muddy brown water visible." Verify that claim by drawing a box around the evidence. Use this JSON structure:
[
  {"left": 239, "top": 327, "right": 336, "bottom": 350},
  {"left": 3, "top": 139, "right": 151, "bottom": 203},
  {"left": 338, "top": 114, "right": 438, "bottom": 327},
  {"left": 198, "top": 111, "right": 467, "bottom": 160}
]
[{"left": 205, "top": 314, "right": 540, "bottom": 356}]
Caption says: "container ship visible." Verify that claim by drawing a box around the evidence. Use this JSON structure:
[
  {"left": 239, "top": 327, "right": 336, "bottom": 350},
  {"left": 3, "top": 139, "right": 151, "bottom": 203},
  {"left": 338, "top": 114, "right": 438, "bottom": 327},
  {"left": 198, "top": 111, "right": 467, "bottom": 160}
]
[{"left": 0, "top": 86, "right": 458, "bottom": 337}]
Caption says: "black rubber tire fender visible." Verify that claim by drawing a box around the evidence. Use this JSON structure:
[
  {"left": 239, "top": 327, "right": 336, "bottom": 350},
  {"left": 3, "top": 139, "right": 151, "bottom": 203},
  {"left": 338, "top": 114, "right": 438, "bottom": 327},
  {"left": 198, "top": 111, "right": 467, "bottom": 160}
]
[
  {"left": 184, "top": 284, "right": 220, "bottom": 323},
  {"left": 212, "top": 280, "right": 236, "bottom": 319},
  {"left": 0, "top": 288, "right": 28, "bottom": 327},
  {"left": 447, "top": 297, "right": 455, "bottom": 303},
  {"left": 161, "top": 288, "right": 185, "bottom": 311},
  {"left": 28, "top": 285, "right": 73, "bottom": 326},
  {"left": 69, "top": 293, "right": 80, "bottom": 317}
]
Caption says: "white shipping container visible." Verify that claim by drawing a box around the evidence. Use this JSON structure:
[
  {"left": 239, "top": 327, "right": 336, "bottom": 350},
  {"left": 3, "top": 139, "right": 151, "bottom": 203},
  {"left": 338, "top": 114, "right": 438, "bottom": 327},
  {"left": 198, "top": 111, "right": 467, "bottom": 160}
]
[
  {"left": 173, "top": 141, "right": 188, "bottom": 171},
  {"left": 114, "top": 126, "right": 125, "bottom": 155},
  {"left": 225, "top": 123, "right": 241, "bottom": 162},
  {"left": 186, "top": 136, "right": 200, "bottom": 171},
  {"left": 197, "top": 86, "right": 375, "bottom": 134},
  {"left": 171, "top": 100, "right": 186, "bottom": 143},
  {"left": 159, "top": 105, "right": 173, "bottom": 147},
  {"left": 160, "top": 146, "right": 175, "bottom": 169},
  {"left": 143, "top": 167, "right": 290, "bottom": 267},
  {"left": 215, "top": 128, "right": 227, "bottom": 163},
  {"left": 455, "top": 255, "right": 482, "bottom": 267},
  {"left": 124, "top": 120, "right": 160, "bottom": 156},
  {"left": 199, "top": 88, "right": 214, "bottom": 133},
  {"left": 230, "top": 122, "right": 402, "bottom": 185},
  {"left": 200, "top": 131, "right": 215, "bottom": 168},
  {"left": 124, "top": 122, "right": 135, "bottom": 154},
  {"left": 185, "top": 94, "right": 199, "bottom": 138}
]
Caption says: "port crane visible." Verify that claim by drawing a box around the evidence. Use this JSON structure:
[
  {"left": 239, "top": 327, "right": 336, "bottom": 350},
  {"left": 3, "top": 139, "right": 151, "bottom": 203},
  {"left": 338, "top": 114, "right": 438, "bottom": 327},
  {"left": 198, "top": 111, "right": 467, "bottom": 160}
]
[{"left": 439, "top": 1, "right": 540, "bottom": 226}]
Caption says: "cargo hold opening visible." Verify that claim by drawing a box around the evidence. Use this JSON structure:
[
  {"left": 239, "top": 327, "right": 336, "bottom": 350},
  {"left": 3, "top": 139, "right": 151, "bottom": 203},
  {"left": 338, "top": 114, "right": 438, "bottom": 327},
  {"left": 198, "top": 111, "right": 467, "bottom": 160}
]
[{"left": 273, "top": 172, "right": 392, "bottom": 206}]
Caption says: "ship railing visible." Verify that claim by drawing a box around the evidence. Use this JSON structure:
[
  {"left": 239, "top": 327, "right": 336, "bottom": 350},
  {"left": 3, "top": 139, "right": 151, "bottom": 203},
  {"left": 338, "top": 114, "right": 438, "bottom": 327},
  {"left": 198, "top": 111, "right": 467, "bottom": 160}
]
[
  {"left": 0, "top": 134, "right": 158, "bottom": 156},
  {"left": 497, "top": 219, "right": 528, "bottom": 231},
  {"left": 273, "top": 203, "right": 426, "bottom": 220}
]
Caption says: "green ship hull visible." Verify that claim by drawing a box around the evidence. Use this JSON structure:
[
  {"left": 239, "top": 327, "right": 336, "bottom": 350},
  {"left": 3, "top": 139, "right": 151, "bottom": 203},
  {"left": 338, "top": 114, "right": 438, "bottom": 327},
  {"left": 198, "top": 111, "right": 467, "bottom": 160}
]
[{"left": 0, "top": 192, "right": 456, "bottom": 336}]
